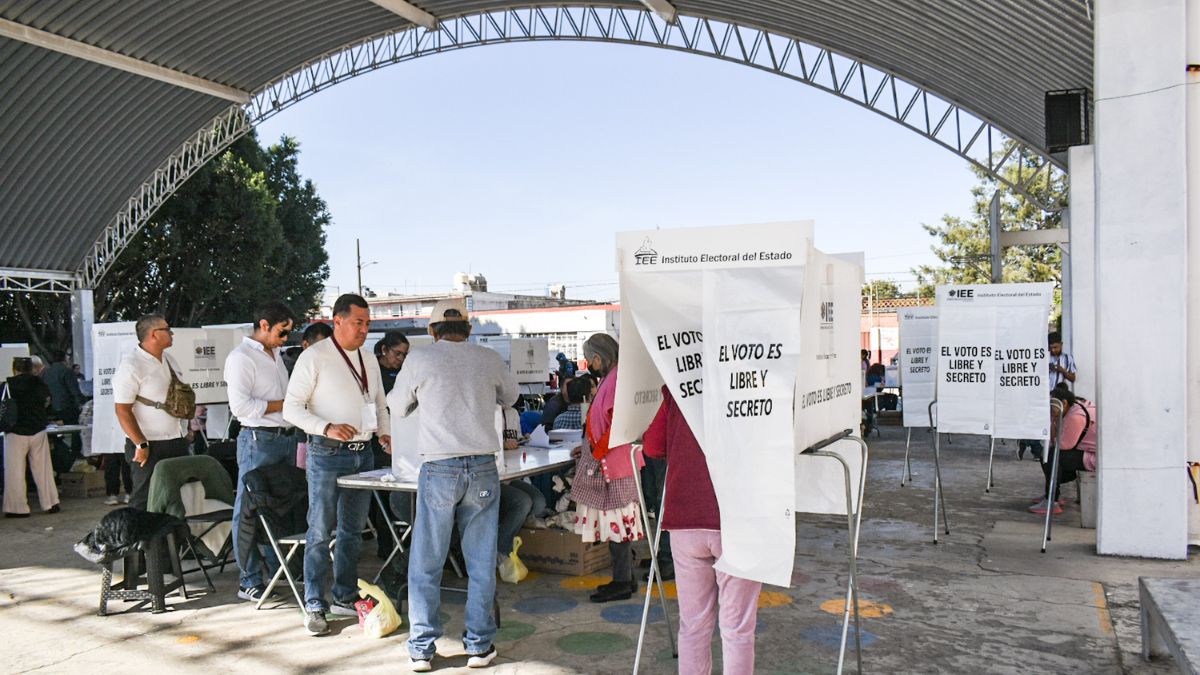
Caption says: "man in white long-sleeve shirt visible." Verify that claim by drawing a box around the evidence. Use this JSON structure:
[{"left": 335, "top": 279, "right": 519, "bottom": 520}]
[
  {"left": 388, "top": 298, "right": 518, "bottom": 671},
  {"left": 284, "top": 294, "right": 391, "bottom": 636},
  {"left": 223, "top": 301, "right": 296, "bottom": 602}
]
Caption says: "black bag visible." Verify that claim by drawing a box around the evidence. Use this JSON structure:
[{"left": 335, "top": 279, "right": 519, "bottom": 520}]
[{"left": 0, "top": 382, "right": 18, "bottom": 433}]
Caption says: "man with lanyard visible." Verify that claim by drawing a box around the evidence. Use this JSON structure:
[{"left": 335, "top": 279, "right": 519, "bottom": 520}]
[
  {"left": 112, "top": 314, "right": 190, "bottom": 510},
  {"left": 224, "top": 301, "right": 297, "bottom": 602},
  {"left": 389, "top": 298, "right": 518, "bottom": 671},
  {"left": 284, "top": 294, "right": 391, "bottom": 636}
]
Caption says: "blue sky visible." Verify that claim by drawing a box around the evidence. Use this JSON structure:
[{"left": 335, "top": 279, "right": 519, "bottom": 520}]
[{"left": 256, "top": 41, "right": 978, "bottom": 302}]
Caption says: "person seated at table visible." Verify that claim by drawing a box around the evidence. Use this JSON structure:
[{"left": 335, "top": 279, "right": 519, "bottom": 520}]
[
  {"left": 865, "top": 363, "right": 885, "bottom": 390},
  {"left": 552, "top": 377, "right": 594, "bottom": 431},
  {"left": 3, "top": 357, "right": 61, "bottom": 517},
  {"left": 538, "top": 376, "right": 571, "bottom": 432},
  {"left": 1030, "top": 383, "right": 1097, "bottom": 515}
]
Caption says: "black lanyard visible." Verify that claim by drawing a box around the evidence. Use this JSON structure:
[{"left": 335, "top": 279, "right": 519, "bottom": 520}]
[{"left": 332, "top": 337, "right": 368, "bottom": 396}]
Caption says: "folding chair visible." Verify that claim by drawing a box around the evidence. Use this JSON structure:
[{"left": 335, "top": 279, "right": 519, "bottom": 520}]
[
  {"left": 183, "top": 507, "right": 235, "bottom": 573},
  {"left": 246, "top": 479, "right": 309, "bottom": 616}
]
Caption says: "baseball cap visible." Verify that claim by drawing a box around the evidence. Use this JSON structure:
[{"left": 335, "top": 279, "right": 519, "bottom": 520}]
[{"left": 430, "top": 298, "right": 470, "bottom": 323}]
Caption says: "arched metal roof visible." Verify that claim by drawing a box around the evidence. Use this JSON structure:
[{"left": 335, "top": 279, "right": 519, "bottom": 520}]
[{"left": 0, "top": 1, "right": 1092, "bottom": 291}]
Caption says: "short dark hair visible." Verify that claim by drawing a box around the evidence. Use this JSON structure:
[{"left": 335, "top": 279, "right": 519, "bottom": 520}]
[
  {"left": 302, "top": 322, "right": 333, "bottom": 344},
  {"left": 374, "top": 331, "right": 410, "bottom": 356},
  {"left": 1047, "top": 332, "right": 1062, "bottom": 345},
  {"left": 135, "top": 313, "right": 167, "bottom": 342},
  {"left": 432, "top": 320, "right": 471, "bottom": 340},
  {"left": 1050, "top": 382, "right": 1077, "bottom": 407},
  {"left": 566, "top": 377, "right": 593, "bottom": 404},
  {"left": 253, "top": 301, "right": 295, "bottom": 329},
  {"left": 333, "top": 294, "right": 369, "bottom": 318},
  {"left": 11, "top": 357, "right": 32, "bottom": 375},
  {"left": 51, "top": 349, "right": 67, "bottom": 363}
]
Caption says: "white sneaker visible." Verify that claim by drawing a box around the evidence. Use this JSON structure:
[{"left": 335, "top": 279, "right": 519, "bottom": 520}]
[
  {"left": 120, "top": 494, "right": 130, "bottom": 504},
  {"left": 410, "top": 654, "right": 434, "bottom": 672},
  {"left": 467, "top": 646, "right": 497, "bottom": 668},
  {"left": 103, "top": 495, "right": 120, "bottom": 506}
]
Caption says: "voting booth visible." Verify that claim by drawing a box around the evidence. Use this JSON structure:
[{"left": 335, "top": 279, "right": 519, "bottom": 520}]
[
  {"left": 0, "top": 343, "right": 31, "bottom": 380},
  {"left": 897, "top": 307, "right": 938, "bottom": 484},
  {"left": 612, "top": 221, "right": 868, "bottom": 674},
  {"left": 90, "top": 323, "right": 245, "bottom": 455},
  {"left": 921, "top": 283, "right": 1054, "bottom": 541}
]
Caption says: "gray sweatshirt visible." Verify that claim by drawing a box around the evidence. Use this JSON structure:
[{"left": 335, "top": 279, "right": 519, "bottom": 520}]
[{"left": 387, "top": 339, "right": 519, "bottom": 460}]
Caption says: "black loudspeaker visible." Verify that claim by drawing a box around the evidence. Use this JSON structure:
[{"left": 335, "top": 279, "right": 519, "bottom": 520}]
[{"left": 1045, "top": 89, "right": 1089, "bottom": 152}]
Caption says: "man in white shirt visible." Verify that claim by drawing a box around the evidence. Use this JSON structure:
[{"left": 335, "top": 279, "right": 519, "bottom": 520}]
[
  {"left": 389, "top": 298, "right": 518, "bottom": 671},
  {"left": 1048, "top": 331, "right": 1077, "bottom": 389},
  {"left": 111, "top": 314, "right": 190, "bottom": 510},
  {"left": 225, "top": 301, "right": 297, "bottom": 602},
  {"left": 284, "top": 294, "right": 391, "bottom": 636}
]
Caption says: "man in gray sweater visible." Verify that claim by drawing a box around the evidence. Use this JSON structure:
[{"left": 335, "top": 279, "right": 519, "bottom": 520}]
[{"left": 388, "top": 298, "right": 518, "bottom": 671}]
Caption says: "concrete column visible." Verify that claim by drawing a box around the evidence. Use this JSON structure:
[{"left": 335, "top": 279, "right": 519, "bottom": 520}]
[
  {"left": 70, "top": 288, "right": 93, "bottom": 378},
  {"left": 1067, "top": 146, "right": 1095, "bottom": 400},
  {"left": 1093, "top": 0, "right": 1191, "bottom": 558}
]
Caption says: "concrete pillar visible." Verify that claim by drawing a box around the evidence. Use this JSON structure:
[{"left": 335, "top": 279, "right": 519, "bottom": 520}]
[
  {"left": 1093, "top": 0, "right": 1191, "bottom": 558},
  {"left": 70, "top": 288, "right": 93, "bottom": 378},
  {"left": 1067, "top": 146, "right": 1095, "bottom": 400}
]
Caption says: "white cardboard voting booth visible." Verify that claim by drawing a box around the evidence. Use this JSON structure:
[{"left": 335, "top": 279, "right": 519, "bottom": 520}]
[
  {"left": 90, "top": 323, "right": 244, "bottom": 455},
  {"left": 897, "top": 307, "right": 938, "bottom": 485},
  {"left": 0, "top": 343, "right": 31, "bottom": 380},
  {"left": 476, "top": 336, "right": 550, "bottom": 385}
]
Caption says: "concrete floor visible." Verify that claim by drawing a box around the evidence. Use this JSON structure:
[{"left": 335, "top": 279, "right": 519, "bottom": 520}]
[{"left": 1, "top": 424, "right": 1195, "bottom": 674}]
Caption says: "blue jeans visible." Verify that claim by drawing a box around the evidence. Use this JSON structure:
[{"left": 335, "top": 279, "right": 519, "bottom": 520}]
[
  {"left": 499, "top": 480, "right": 546, "bottom": 554},
  {"left": 408, "top": 455, "right": 500, "bottom": 659},
  {"left": 304, "top": 437, "right": 374, "bottom": 611},
  {"left": 233, "top": 428, "right": 298, "bottom": 589}
]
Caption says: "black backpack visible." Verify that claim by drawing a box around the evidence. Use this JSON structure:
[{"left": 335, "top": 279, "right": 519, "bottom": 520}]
[{"left": 0, "top": 381, "right": 19, "bottom": 433}]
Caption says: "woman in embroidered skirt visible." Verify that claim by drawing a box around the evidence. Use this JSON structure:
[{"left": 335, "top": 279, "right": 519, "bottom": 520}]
[{"left": 572, "top": 333, "right": 645, "bottom": 602}]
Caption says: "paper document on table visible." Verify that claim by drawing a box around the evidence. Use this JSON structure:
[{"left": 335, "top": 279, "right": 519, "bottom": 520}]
[
  {"left": 548, "top": 429, "right": 582, "bottom": 444},
  {"left": 528, "top": 425, "right": 554, "bottom": 448}
]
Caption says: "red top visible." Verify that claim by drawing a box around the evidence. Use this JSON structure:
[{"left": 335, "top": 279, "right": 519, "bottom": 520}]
[{"left": 642, "top": 386, "right": 720, "bottom": 531}]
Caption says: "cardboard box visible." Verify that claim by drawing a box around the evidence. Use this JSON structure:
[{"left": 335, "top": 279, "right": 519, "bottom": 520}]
[
  {"left": 518, "top": 526, "right": 610, "bottom": 576},
  {"left": 60, "top": 471, "right": 106, "bottom": 498}
]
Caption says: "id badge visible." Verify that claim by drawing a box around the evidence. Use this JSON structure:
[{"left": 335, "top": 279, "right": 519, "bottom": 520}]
[{"left": 361, "top": 402, "right": 378, "bottom": 433}]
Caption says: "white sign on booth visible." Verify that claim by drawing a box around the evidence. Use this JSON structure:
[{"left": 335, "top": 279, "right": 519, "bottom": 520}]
[
  {"left": 935, "top": 283, "right": 1053, "bottom": 441},
  {"left": 0, "top": 344, "right": 31, "bottom": 380},
  {"left": 897, "top": 307, "right": 938, "bottom": 428},
  {"left": 476, "top": 336, "right": 550, "bottom": 385},
  {"left": 613, "top": 221, "right": 813, "bottom": 587}
]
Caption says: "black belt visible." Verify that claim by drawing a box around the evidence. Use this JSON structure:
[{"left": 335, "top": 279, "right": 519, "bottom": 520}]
[
  {"left": 244, "top": 426, "right": 297, "bottom": 437},
  {"left": 310, "top": 435, "right": 369, "bottom": 452}
]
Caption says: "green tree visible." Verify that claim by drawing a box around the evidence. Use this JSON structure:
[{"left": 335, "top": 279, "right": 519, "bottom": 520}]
[
  {"left": 0, "top": 131, "right": 330, "bottom": 355},
  {"left": 913, "top": 147, "right": 1065, "bottom": 299},
  {"left": 863, "top": 279, "right": 903, "bottom": 300}
]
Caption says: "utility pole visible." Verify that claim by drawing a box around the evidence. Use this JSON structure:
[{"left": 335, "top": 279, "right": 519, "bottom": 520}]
[{"left": 356, "top": 238, "right": 377, "bottom": 297}]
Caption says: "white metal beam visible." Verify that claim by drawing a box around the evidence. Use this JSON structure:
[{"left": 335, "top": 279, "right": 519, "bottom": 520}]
[
  {"left": 0, "top": 18, "right": 250, "bottom": 103},
  {"left": 368, "top": 0, "right": 438, "bottom": 29},
  {"left": 639, "top": 0, "right": 677, "bottom": 23}
]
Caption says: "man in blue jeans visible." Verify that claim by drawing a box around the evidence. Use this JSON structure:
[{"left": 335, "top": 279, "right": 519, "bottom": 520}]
[
  {"left": 284, "top": 294, "right": 391, "bottom": 636},
  {"left": 225, "top": 301, "right": 298, "bottom": 601},
  {"left": 389, "top": 298, "right": 518, "bottom": 671}
]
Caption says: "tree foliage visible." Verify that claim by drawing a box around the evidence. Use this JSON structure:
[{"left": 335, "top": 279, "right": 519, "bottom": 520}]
[
  {"left": 912, "top": 148, "right": 1066, "bottom": 299},
  {"left": 863, "top": 279, "right": 903, "bottom": 300},
  {"left": 0, "top": 132, "right": 330, "bottom": 356}
]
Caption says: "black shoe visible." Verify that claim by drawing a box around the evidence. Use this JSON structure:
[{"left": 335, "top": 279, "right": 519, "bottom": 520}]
[
  {"left": 590, "top": 581, "right": 636, "bottom": 603},
  {"left": 644, "top": 566, "right": 674, "bottom": 582},
  {"left": 46, "top": 504, "right": 61, "bottom": 514},
  {"left": 304, "top": 609, "right": 329, "bottom": 636}
]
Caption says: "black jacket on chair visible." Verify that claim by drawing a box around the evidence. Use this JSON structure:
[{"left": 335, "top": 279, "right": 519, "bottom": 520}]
[
  {"left": 237, "top": 464, "right": 308, "bottom": 565},
  {"left": 75, "top": 508, "right": 184, "bottom": 564}
]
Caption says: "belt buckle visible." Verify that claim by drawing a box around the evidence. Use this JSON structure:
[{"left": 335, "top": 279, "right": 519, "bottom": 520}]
[{"left": 346, "top": 441, "right": 366, "bottom": 452}]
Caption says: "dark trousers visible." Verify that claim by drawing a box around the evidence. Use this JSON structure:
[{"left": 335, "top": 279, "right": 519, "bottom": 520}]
[
  {"left": 124, "top": 437, "right": 190, "bottom": 510},
  {"left": 1042, "top": 449, "right": 1088, "bottom": 499},
  {"left": 609, "top": 541, "right": 633, "bottom": 584},
  {"left": 640, "top": 457, "right": 673, "bottom": 568},
  {"left": 103, "top": 453, "right": 132, "bottom": 496}
]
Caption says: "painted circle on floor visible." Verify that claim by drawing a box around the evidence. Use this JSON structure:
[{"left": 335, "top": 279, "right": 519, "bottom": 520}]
[
  {"left": 557, "top": 631, "right": 635, "bottom": 656},
  {"left": 513, "top": 595, "right": 578, "bottom": 615},
  {"left": 560, "top": 574, "right": 612, "bottom": 591},
  {"left": 641, "top": 581, "right": 677, "bottom": 600},
  {"left": 757, "top": 591, "right": 794, "bottom": 608},
  {"left": 600, "top": 603, "right": 664, "bottom": 624},
  {"left": 818, "top": 598, "right": 893, "bottom": 618},
  {"left": 800, "top": 623, "right": 878, "bottom": 649},
  {"left": 494, "top": 620, "right": 537, "bottom": 643}
]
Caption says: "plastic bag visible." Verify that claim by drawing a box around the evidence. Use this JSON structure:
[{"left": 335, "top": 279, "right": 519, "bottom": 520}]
[
  {"left": 356, "top": 579, "right": 402, "bottom": 638},
  {"left": 498, "top": 535, "right": 529, "bottom": 584}
]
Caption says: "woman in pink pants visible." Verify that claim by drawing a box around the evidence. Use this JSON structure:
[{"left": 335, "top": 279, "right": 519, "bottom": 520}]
[{"left": 643, "top": 386, "right": 761, "bottom": 674}]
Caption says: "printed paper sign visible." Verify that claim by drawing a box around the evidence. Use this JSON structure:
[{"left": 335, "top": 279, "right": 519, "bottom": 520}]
[
  {"left": 614, "top": 221, "right": 812, "bottom": 587},
  {"left": 476, "top": 336, "right": 551, "bottom": 384},
  {"left": 794, "top": 251, "right": 865, "bottom": 516},
  {"left": 935, "top": 283, "right": 1053, "bottom": 440},
  {"left": 898, "top": 307, "right": 938, "bottom": 428},
  {"left": 92, "top": 323, "right": 138, "bottom": 455}
]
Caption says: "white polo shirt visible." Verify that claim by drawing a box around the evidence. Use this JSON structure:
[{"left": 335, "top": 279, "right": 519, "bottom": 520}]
[
  {"left": 112, "top": 347, "right": 187, "bottom": 441},
  {"left": 224, "top": 336, "right": 290, "bottom": 428}
]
